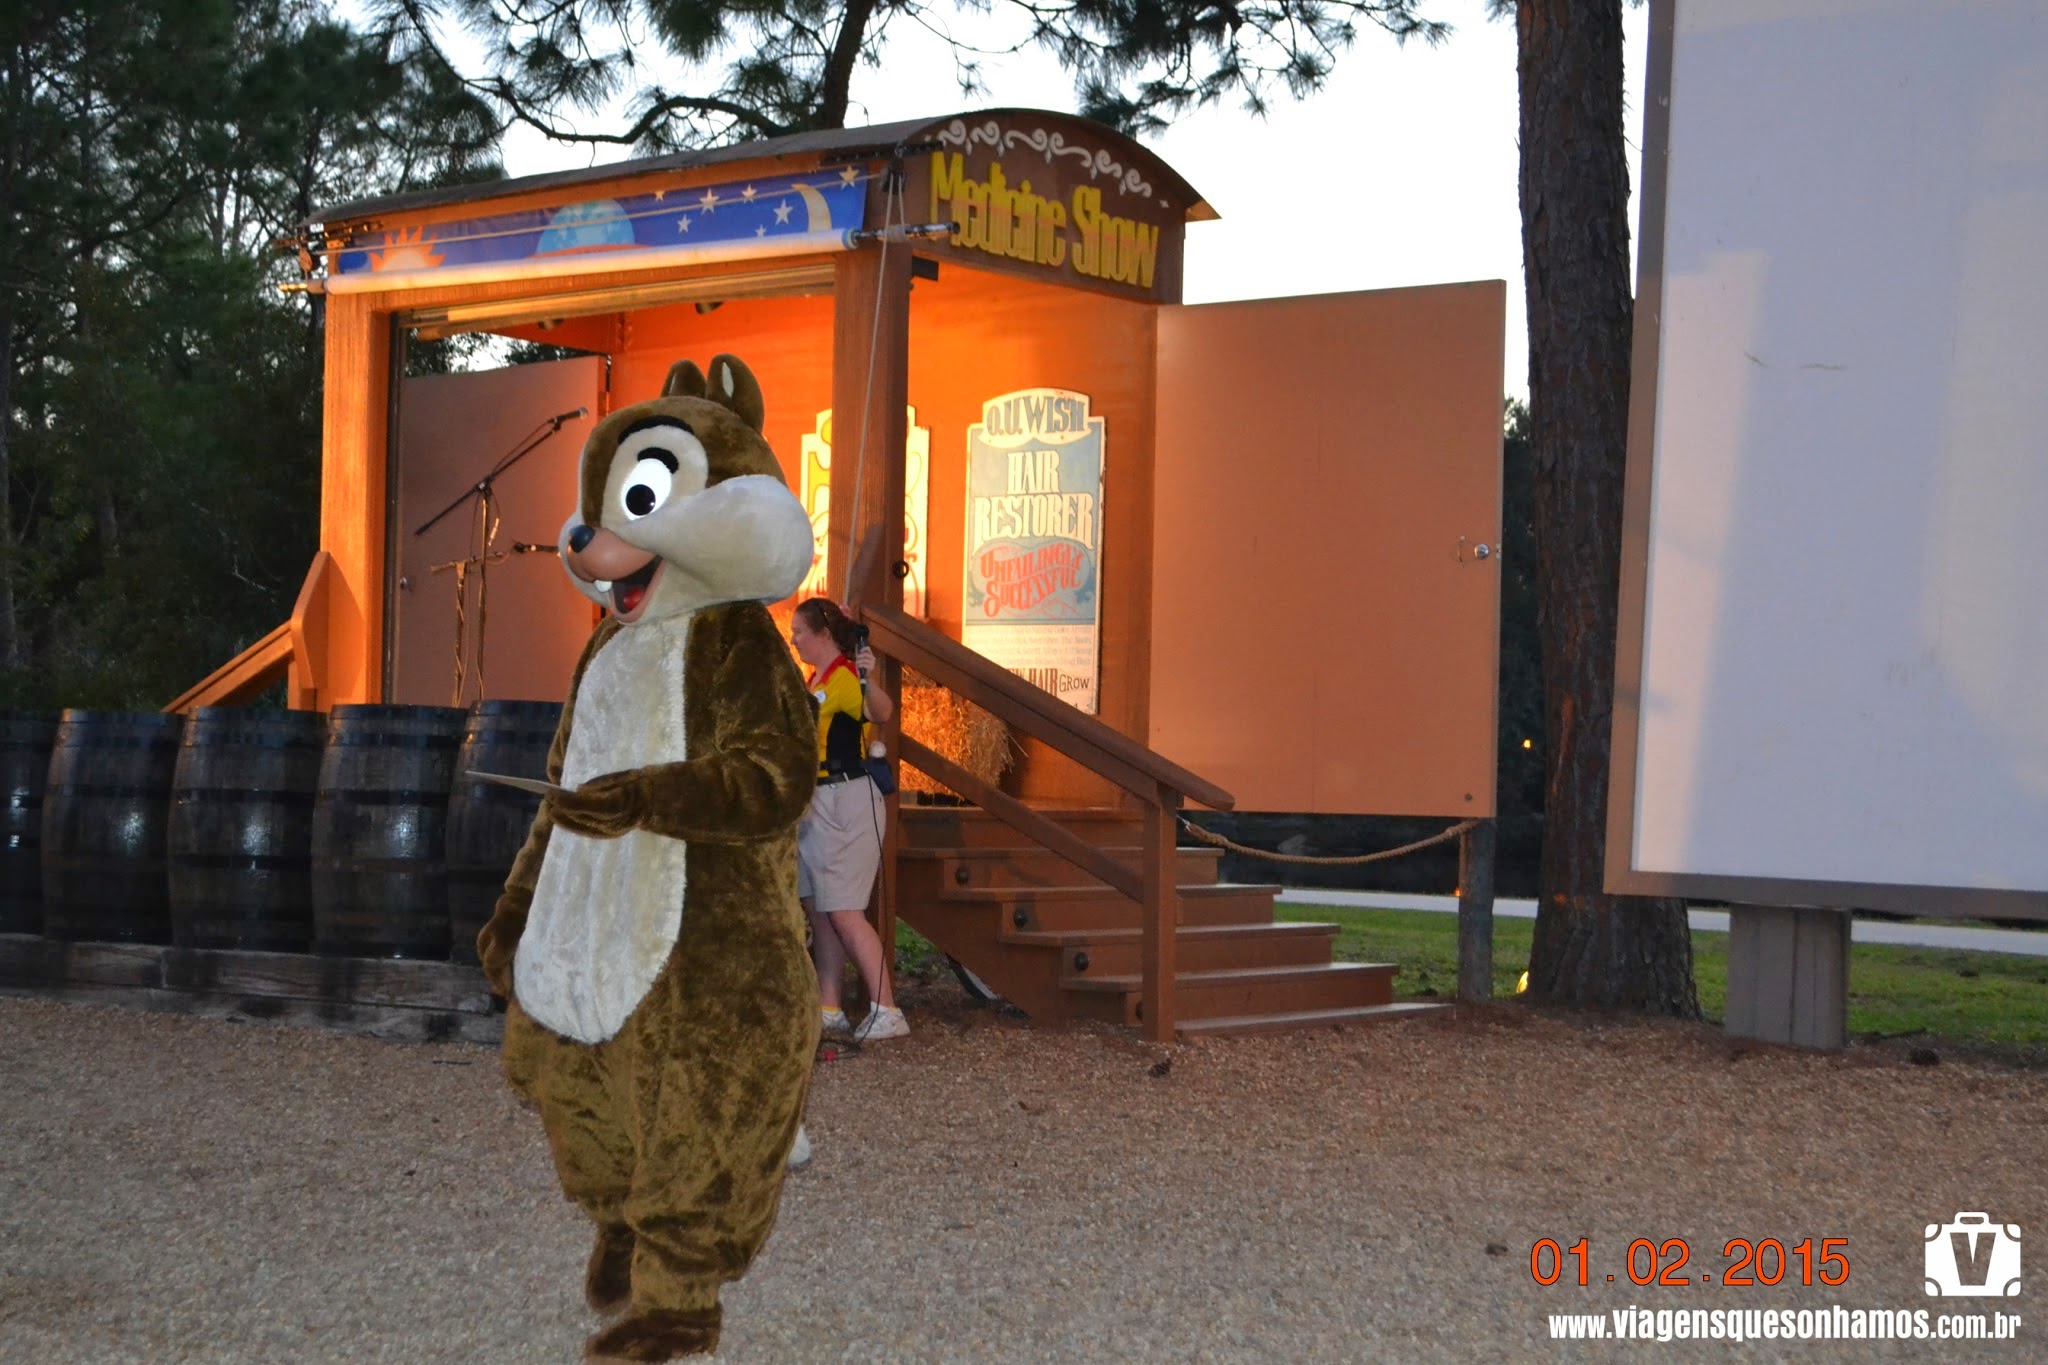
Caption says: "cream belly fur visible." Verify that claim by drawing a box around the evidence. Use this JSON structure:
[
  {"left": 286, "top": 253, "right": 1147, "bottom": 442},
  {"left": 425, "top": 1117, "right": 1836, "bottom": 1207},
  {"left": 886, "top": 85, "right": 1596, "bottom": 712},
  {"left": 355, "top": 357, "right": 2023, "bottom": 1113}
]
[{"left": 515, "top": 613, "right": 693, "bottom": 1044}]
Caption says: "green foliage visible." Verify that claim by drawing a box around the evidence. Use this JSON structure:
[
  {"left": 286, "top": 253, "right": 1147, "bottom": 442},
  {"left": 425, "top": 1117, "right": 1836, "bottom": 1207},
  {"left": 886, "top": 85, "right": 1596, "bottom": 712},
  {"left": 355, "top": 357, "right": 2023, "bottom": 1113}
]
[
  {"left": 367, "top": 0, "right": 1452, "bottom": 150},
  {"left": 0, "top": 0, "right": 507, "bottom": 706}
]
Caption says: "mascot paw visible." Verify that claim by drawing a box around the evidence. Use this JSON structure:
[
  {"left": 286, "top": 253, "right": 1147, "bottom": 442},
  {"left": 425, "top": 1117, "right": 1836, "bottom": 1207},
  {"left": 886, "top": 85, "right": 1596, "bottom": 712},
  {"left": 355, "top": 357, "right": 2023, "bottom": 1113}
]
[
  {"left": 549, "top": 773, "right": 645, "bottom": 839},
  {"left": 584, "top": 1224, "right": 635, "bottom": 1315},
  {"left": 584, "top": 1306, "right": 722, "bottom": 1361}
]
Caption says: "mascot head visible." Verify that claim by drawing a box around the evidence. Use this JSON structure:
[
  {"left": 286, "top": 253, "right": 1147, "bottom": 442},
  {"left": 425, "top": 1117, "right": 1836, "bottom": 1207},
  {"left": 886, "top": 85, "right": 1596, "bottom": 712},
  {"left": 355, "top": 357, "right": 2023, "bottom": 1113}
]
[{"left": 560, "top": 354, "right": 812, "bottom": 625}]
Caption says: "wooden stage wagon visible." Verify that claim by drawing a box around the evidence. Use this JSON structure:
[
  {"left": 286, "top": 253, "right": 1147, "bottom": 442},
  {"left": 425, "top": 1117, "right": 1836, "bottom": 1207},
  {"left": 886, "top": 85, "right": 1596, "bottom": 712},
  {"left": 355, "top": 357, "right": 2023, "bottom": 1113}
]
[{"left": 156, "top": 108, "right": 1507, "bottom": 1042}]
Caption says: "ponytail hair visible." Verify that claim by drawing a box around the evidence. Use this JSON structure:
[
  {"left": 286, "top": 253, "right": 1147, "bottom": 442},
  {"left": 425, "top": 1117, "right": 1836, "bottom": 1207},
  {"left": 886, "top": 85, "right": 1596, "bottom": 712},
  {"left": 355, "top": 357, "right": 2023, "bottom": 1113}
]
[{"left": 793, "top": 596, "right": 860, "bottom": 659}]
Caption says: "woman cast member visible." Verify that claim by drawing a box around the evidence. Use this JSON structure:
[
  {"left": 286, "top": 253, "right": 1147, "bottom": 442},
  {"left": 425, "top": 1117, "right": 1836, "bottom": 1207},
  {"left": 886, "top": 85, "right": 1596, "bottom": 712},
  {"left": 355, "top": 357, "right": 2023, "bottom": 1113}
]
[{"left": 788, "top": 597, "right": 909, "bottom": 1041}]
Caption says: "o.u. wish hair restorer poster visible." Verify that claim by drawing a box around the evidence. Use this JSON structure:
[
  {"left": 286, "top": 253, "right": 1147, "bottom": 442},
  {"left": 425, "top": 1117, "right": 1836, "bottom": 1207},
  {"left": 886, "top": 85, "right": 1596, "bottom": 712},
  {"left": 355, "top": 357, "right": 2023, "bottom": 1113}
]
[{"left": 961, "top": 388, "right": 1105, "bottom": 714}]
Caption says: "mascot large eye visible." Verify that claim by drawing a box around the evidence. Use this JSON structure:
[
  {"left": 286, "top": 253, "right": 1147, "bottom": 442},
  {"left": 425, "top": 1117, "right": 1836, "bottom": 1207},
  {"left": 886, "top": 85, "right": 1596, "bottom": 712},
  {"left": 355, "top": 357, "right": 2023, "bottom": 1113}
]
[
  {"left": 606, "top": 419, "right": 708, "bottom": 525},
  {"left": 622, "top": 455, "right": 674, "bottom": 519}
]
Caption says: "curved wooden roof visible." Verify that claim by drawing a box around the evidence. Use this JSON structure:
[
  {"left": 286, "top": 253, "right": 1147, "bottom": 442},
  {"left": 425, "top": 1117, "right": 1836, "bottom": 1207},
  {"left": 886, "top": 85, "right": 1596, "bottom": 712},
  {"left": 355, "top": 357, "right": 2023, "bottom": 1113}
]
[{"left": 310, "top": 109, "right": 1213, "bottom": 228}]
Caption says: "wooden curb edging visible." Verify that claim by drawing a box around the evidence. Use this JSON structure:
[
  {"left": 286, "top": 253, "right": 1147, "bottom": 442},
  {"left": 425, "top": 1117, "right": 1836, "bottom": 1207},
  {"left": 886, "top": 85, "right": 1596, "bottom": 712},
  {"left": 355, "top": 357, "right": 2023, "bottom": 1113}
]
[{"left": 0, "top": 932, "right": 504, "bottom": 1044}]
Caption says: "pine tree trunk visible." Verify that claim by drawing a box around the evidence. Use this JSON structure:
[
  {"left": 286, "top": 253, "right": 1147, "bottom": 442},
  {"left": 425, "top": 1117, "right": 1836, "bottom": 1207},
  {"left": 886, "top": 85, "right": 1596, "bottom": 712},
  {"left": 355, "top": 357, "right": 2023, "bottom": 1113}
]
[
  {"left": 1515, "top": 0, "right": 1698, "bottom": 1014},
  {"left": 0, "top": 306, "right": 18, "bottom": 670},
  {"left": 815, "top": 0, "right": 878, "bottom": 130},
  {"left": 0, "top": 42, "right": 23, "bottom": 670}
]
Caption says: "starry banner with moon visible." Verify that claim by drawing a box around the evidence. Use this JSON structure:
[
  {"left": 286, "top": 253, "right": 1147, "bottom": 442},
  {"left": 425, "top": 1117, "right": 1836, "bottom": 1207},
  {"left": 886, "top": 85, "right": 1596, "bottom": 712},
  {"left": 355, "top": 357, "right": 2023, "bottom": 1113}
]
[{"left": 333, "top": 168, "right": 870, "bottom": 280}]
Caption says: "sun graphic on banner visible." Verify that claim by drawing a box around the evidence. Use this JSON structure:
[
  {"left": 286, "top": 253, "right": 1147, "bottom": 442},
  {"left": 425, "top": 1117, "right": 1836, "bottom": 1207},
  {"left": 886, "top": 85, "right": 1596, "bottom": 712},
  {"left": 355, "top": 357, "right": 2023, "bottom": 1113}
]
[{"left": 367, "top": 226, "right": 446, "bottom": 273}]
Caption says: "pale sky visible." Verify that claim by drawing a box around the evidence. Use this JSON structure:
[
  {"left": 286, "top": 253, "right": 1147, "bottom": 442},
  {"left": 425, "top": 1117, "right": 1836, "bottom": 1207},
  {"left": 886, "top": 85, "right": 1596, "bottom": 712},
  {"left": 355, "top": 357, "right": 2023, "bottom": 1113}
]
[{"left": 407, "top": 1, "right": 1651, "bottom": 398}]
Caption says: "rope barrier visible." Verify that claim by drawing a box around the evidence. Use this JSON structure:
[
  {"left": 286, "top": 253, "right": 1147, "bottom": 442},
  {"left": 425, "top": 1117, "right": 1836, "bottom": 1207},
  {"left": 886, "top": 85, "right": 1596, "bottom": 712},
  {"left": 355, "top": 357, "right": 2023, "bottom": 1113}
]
[{"left": 1177, "top": 815, "right": 1480, "bottom": 867}]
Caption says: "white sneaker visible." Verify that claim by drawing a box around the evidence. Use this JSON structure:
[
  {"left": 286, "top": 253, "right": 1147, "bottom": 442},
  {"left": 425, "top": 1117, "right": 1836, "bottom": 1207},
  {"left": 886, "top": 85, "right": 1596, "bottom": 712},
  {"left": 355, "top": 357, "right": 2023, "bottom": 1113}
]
[
  {"left": 854, "top": 1005, "right": 910, "bottom": 1042},
  {"left": 788, "top": 1124, "right": 812, "bottom": 1170},
  {"left": 820, "top": 1008, "right": 850, "bottom": 1037}
]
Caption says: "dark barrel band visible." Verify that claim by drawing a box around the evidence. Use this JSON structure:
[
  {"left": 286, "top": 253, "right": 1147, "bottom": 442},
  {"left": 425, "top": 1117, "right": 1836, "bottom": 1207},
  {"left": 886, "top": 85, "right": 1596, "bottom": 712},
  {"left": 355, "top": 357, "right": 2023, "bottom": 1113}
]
[
  {"left": 463, "top": 729, "right": 560, "bottom": 747},
  {"left": 180, "top": 731, "right": 323, "bottom": 751},
  {"left": 315, "top": 789, "right": 454, "bottom": 806},
  {"left": 170, "top": 852, "right": 313, "bottom": 871},
  {"left": 325, "top": 732, "right": 462, "bottom": 750},
  {"left": 51, "top": 735, "right": 180, "bottom": 750},
  {"left": 172, "top": 788, "right": 318, "bottom": 808},
  {"left": 46, "top": 783, "right": 177, "bottom": 800}
]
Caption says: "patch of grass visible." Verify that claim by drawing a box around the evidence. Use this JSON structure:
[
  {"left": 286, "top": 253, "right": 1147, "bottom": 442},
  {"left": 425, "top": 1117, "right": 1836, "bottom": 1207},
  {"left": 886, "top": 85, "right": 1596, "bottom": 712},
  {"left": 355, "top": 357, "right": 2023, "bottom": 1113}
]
[
  {"left": 1278, "top": 905, "right": 2048, "bottom": 1047},
  {"left": 894, "top": 921, "right": 949, "bottom": 980}
]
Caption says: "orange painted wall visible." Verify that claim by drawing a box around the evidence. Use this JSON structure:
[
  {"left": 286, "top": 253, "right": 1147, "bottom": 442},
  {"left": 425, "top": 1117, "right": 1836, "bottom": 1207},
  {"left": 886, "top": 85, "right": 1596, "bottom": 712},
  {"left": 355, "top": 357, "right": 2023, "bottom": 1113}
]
[
  {"left": 611, "top": 291, "right": 837, "bottom": 495},
  {"left": 904, "top": 264, "right": 1159, "bottom": 807},
  {"left": 1149, "top": 282, "right": 1506, "bottom": 817}
]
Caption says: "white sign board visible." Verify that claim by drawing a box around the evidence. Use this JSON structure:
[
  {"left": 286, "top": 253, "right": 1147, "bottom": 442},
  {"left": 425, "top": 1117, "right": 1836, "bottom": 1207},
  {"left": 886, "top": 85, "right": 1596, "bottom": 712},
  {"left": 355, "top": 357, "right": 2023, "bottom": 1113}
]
[{"left": 1611, "top": 0, "right": 2048, "bottom": 919}]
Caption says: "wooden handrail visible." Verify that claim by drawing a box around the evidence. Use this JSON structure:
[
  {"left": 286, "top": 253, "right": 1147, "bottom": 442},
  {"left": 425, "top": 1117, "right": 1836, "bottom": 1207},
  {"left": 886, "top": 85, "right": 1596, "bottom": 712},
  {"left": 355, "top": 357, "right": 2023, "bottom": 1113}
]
[
  {"left": 899, "top": 736, "right": 1143, "bottom": 901},
  {"left": 861, "top": 604, "right": 1235, "bottom": 811},
  {"left": 164, "top": 551, "right": 336, "bottom": 715},
  {"left": 865, "top": 603, "right": 1233, "bottom": 1043},
  {"left": 286, "top": 550, "right": 335, "bottom": 710},
  {"left": 164, "top": 623, "right": 295, "bottom": 714}
]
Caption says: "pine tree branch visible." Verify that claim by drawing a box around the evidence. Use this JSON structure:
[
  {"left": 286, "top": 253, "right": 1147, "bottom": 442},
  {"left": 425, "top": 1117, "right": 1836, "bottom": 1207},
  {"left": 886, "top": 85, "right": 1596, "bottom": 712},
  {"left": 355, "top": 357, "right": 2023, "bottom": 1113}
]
[{"left": 487, "top": 77, "right": 790, "bottom": 144}]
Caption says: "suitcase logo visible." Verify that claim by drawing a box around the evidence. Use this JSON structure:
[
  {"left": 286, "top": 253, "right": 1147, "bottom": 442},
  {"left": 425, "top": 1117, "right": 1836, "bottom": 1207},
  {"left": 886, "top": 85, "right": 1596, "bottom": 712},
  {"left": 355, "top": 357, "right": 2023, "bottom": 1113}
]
[{"left": 1925, "top": 1213, "right": 2021, "bottom": 1297}]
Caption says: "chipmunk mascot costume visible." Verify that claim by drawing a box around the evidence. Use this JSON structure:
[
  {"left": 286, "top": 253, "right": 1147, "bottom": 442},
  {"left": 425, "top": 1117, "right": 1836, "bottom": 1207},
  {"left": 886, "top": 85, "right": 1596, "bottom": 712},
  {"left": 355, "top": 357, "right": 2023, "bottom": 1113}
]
[{"left": 476, "top": 353, "right": 820, "bottom": 1361}]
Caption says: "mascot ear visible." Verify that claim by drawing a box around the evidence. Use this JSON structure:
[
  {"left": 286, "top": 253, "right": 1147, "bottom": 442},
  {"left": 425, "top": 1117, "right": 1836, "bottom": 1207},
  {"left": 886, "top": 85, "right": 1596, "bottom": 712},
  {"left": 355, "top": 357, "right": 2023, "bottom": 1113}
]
[
  {"left": 663, "top": 360, "right": 708, "bottom": 399},
  {"left": 705, "top": 353, "right": 766, "bottom": 432}
]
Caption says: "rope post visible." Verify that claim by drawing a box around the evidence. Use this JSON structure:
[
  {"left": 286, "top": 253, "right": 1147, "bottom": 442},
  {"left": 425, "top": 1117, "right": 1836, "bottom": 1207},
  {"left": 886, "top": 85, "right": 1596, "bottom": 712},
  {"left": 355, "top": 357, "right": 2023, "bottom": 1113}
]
[{"left": 1456, "top": 817, "right": 1497, "bottom": 1004}]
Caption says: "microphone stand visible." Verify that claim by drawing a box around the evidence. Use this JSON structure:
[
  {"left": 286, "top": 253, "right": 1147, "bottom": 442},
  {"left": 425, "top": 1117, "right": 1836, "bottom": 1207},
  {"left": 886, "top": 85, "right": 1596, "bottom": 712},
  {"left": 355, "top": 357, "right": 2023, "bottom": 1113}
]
[
  {"left": 413, "top": 409, "right": 582, "bottom": 539},
  {"left": 414, "top": 408, "right": 583, "bottom": 705}
]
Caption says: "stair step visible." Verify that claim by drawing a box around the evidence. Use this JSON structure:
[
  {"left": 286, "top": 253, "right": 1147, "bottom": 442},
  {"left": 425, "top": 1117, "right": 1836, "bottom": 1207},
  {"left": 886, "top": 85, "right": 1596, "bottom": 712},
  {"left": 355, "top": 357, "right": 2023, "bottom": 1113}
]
[
  {"left": 1005, "top": 921, "right": 1338, "bottom": 975},
  {"left": 1060, "top": 961, "right": 1397, "bottom": 1022},
  {"left": 943, "top": 882, "right": 1283, "bottom": 931},
  {"left": 1175, "top": 1002, "right": 1447, "bottom": 1037},
  {"left": 899, "top": 844, "right": 1224, "bottom": 890}
]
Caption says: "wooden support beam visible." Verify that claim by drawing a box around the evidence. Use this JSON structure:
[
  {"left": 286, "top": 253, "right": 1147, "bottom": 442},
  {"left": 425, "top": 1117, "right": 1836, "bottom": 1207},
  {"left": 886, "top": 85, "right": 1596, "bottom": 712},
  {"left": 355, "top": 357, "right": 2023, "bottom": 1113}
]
[
  {"left": 828, "top": 244, "right": 911, "bottom": 608},
  {"left": 1725, "top": 905, "right": 1849, "bottom": 1050},
  {"left": 1140, "top": 796, "right": 1181, "bottom": 1043},
  {"left": 831, "top": 236, "right": 912, "bottom": 984},
  {"left": 318, "top": 294, "right": 392, "bottom": 705}
]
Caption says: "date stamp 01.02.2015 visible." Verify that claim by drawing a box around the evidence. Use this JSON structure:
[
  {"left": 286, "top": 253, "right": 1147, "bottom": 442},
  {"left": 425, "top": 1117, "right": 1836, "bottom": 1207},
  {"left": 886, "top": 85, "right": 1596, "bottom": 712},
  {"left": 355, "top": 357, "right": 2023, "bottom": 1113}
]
[{"left": 1529, "top": 1237, "right": 1851, "bottom": 1289}]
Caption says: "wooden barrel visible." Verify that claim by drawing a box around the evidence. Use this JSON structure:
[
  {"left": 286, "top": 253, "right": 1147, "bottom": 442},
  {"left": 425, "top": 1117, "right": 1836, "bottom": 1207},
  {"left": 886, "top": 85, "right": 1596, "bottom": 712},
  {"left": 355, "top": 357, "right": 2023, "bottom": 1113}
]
[
  {"left": 40, "top": 710, "right": 184, "bottom": 943},
  {"left": 0, "top": 710, "right": 59, "bottom": 933},
  {"left": 446, "top": 699, "right": 563, "bottom": 965},
  {"left": 167, "top": 707, "right": 325, "bottom": 951},
  {"left": 311, "top": 704, "right": 466, "bottom": 959}
]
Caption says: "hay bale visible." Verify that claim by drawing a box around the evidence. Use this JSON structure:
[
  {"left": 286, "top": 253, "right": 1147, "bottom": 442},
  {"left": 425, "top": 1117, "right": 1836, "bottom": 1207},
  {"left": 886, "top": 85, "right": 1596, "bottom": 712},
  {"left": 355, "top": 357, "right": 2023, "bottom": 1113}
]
[{"left": 898, "top": 668, "right": 1016, "bottom": 800}]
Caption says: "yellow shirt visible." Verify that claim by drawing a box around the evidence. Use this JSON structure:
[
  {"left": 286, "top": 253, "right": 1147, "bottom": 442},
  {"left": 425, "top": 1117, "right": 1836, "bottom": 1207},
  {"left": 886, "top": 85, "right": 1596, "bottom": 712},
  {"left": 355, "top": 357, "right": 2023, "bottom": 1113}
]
[{"left": 807, "top": 657, "right": 869, "bottom": 776}]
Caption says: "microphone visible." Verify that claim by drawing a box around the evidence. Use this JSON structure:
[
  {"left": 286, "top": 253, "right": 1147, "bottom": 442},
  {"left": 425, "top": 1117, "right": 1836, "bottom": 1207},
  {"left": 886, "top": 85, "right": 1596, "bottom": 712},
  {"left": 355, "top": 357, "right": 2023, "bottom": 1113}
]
[{"left": 552, "top": 407, "right": 589, "bottom": 425}]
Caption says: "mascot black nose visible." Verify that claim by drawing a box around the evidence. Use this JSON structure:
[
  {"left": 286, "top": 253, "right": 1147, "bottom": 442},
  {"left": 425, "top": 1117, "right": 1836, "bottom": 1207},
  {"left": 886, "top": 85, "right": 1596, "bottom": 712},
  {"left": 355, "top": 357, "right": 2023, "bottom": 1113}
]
[{"left": 567, "top": 524, "right": 596, "bottom": 552}]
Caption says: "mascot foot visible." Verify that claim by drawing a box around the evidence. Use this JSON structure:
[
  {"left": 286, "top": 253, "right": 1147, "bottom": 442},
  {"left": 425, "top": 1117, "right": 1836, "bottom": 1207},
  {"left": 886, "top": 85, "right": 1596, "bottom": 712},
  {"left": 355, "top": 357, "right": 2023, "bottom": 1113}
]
[
  {"left": 584, "top": 1306, "right": 722, "bottom": 1361},
  {"left": 584, "top": 1224, "right": 636, "bottom": 1315}
]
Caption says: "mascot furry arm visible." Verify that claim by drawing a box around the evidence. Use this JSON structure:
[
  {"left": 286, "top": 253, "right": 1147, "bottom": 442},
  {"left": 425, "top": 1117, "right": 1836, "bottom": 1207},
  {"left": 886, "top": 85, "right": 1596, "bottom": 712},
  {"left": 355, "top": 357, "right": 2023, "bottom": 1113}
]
[{"left": 477, "top": 604, "right": 814, "bottom": 1000}]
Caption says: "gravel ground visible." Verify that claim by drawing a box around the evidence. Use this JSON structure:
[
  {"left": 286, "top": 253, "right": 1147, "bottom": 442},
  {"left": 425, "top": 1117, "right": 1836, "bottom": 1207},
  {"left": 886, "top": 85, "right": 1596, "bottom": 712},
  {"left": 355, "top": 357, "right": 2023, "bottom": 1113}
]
[{"left": 2, "top": 986, "right": 2043, "bottom": 1364}]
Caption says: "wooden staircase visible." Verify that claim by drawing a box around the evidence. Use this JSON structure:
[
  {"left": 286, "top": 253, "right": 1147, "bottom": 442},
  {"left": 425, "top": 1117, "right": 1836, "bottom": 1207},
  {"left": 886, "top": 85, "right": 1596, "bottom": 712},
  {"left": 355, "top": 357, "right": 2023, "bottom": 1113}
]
[{"left": 896, "top": 805, "right": 1436, "bottom": 1037}]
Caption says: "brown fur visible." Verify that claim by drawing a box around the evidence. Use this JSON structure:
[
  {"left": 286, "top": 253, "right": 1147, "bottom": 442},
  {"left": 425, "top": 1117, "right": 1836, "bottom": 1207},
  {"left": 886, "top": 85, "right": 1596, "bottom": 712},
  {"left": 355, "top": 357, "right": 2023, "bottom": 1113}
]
[
  {"left": 477, "top": 353, "right": 819, "bottom": 1357},
  {"left": 584, "top": 1306, "right": 723, "bottom": 1361},
  {"left": 586, "top": 1223, "right": 635, "bottom": 1315}
]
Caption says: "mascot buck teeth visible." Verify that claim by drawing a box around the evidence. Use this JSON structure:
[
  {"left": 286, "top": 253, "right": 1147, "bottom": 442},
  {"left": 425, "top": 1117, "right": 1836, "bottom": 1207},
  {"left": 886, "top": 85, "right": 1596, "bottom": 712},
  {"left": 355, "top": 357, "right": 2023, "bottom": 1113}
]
[{"left": 475, "top": 354, "right": 819, "bottom": 1361}]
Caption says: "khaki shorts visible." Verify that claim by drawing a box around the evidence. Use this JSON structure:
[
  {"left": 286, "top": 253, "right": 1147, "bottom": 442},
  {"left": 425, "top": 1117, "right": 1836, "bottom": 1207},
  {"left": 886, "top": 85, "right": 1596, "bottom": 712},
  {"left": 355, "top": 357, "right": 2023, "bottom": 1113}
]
[{"left": 796, "top": 776, "right": 885, "bottom": 913}]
